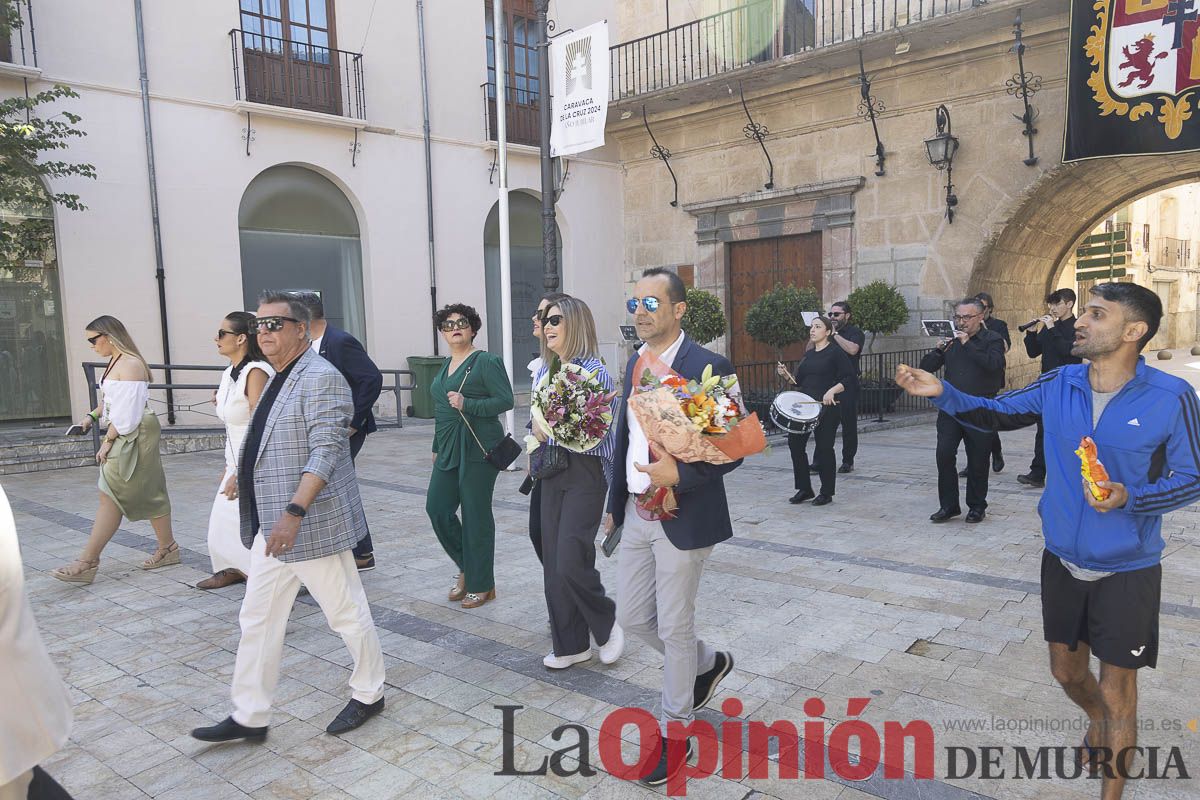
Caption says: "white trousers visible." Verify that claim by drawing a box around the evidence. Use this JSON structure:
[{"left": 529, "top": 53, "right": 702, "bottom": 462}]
[
  {"left": 231, "top": 534, "right": 385, "bottom": 728},
  {"left": 0, "top": 771, "right": 31, "bottom": 800}
]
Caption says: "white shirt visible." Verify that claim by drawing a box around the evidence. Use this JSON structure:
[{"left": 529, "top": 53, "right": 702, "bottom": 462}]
[
  {"left": 101, "top": 379, "right": 150, "bottom": 436},
  {"left": 626, "top": 330, "right": 686, "bottom": 494},
  {"left": 310, "top": 335, "right": 324, "bottom": 354}
]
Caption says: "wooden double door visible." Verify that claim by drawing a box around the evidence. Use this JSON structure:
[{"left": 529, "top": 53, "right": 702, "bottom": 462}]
[{"left": 727, "top": 233, "right": 823, "bottom": 367}]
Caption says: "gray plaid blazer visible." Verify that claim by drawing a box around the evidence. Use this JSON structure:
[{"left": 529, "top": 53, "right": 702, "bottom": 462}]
[{"left": 238, "top": 349, "right": 365, "bottom": 562}]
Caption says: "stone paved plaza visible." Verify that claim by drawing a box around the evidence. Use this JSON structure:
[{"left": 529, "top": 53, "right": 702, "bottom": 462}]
[{"left": 5, "top": 414, "right": 1200, "bottom": 800}]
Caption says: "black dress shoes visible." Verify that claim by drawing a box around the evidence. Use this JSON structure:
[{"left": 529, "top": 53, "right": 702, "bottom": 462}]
[
  {"left": 812, "top": 494, "right": 833, "bottom": 506},
  {"left": 327, "top": 698, "right": 384, "bottom": 735},
  {"left": 789, "top": 490, "right": 815, "bottom": 504},
  {"left": 957, "top": 468, "right": 968, "bottom": 478},
  {"left": 639, "top": 737, "right": 694, "bottom": 787},
  {"left": 992, "top": 455, "right": 1005, "bottom": 473},
  {"left": 694, "top": 651, "right": 734, "bottom": 711},
  {"left": 838, "top": 463, "right": 854, "bottom": 473},
  {"left": 929, "top": 508, "right": 961, "bottom": 523},
  {"left": 965, "top": 509, "right": 986, "bottom": 523},
  {"left": 191, "top": 717, "right": 268, "bottom": 743},
  {"left": 1017, "top": 473, "right": 1045, "bottom": 488}
]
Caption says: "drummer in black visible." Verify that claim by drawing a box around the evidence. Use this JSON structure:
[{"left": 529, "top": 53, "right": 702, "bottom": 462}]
[{"left": 776, "top": 316, "right": 855, "bottom": 506}]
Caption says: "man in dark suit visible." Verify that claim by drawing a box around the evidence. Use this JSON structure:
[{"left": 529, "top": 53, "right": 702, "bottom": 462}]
[
  {"left": 293, "top": 292, "right": 383, "bottom": 571},
  {"left": 604, "top": 268, "right": 739, "bottom": 787},
  {"left": 920, "top": 297, "right": 1006, "bottom": 524}
]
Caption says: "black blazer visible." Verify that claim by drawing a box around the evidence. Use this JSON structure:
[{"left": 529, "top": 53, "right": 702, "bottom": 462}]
[
  {"left": 919, "top": 327, "right": 1006, "bottom": 398},
  {"left": 318, "top": 325, "right": 383, "bottom": 435},
  {"left": 608, "top": 335, "right": 743, "bottom": 550}
]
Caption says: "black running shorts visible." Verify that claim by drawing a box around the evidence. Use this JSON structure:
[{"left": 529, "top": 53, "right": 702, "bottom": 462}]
[{"left": 1041, "top": 549, "right": 1161, "bottom": 669}]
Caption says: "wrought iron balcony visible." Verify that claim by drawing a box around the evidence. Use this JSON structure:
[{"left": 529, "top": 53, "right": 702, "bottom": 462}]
[
  {"left": 1, "top": 1, "right": 37, "bottom": 69},
  {"left": 1154, "top": 236, "right": 1193, "bottom": 269},
  {"left": 229, "top": 29, "right": 365, "bottom": 120},
  {"left": 482, "top": 81, "right": 541, "bottom": 147},
  {"left": 610, "top": 0, "right": 980, "bottom": 100}
]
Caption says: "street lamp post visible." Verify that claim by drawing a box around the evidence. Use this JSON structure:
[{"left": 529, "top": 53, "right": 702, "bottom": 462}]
[
  {"left": 924, "top": 104, "right": 960, "bottom": 223},
  {"left": 535, "top": 0, "right": 559, "bottom": 291}
]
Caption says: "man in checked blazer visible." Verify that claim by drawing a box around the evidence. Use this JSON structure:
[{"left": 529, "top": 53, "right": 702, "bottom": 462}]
[{"left": 192, "top": 291, "right": 385, "bottom": 744}]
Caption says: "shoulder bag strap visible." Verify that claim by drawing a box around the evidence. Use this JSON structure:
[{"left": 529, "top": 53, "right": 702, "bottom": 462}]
[{"left": 454, "top": 353, "right": 490, "bottom": 457}]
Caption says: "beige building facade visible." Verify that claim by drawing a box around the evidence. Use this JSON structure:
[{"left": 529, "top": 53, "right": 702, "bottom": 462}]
[
  {"left": 607, "top": 0, "right": 1200, "bottom": 390},
  {"left": 1, "top": 0, "right": 623, "bottom": 426}
]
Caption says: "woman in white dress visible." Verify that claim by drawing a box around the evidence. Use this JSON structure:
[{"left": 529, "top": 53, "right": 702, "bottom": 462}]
[
  {"left": 53, "top": 316, "right": 176, "bottom": 584},
  {"left": 196, "top": 311, "right": 272, "bottom": 590}
]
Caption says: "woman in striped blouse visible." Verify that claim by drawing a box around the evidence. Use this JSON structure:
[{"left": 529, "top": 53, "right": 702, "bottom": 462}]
[{"left": 532, "top": 296, "right": 624, "bottom": 670}]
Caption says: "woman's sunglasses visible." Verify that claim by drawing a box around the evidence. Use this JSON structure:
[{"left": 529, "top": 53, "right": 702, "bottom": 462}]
[
  {"left": 217, "top": 329, "right": 238, "bottom": 339},
  {"left": 87, "top": 333, "right": 104, "bottom": 345},
  {"left": 542, "top": 314, "right": 564, "bottom": 328},
  {"left": 439, "top": 318, "right": 472, "bottom": 332},
  {"left": 254, "top": 316, "right": 298, "bottom": 332},
  {"left": 626, "top": 297, "right": 661, "bottom": 314}
]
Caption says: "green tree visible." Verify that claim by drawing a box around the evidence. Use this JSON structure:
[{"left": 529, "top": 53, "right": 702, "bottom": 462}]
[
  {"left": 847, "top": 280, "right": 909, "bottom": 353},
  {"left": 1, "top": 83, "right": 95, "bottom": 264},
  {"left": 744, "top": 283, "right": 820, "bottom": 360},
  {"left": 681, "top": 287, "right": 726, "bottom": 345}
]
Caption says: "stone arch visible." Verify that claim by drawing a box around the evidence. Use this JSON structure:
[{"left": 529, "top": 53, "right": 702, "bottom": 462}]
[{"left": 968, "top": 154, "right": 1200, "bottom": 319}]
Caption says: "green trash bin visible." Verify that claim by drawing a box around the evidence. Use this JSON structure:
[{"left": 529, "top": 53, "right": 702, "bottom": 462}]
[{"left": 407, "top": 355, "right": 449, "bottom": 419}]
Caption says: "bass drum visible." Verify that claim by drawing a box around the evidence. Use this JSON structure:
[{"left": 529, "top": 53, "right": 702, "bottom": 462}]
[{"left": 769, "top": 391, "right": 821, "bottom": 435}]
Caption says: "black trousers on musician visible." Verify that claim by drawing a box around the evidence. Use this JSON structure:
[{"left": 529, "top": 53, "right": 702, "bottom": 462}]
[
  {"left": 936, "top": 411, "right": 991, "bottom": 512},
  {"left": 1028, "top": 419, "right": 1047, "bottom": 480},
  {"left": 840, "top": 384, "right": 859, "bottom": 466},
  {"left": 789, "top": 406, "right": 841, "bottom": 497}
]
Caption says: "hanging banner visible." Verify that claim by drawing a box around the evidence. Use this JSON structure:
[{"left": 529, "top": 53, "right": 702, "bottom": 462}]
[
  {"left": 1065, "top": 0, "right": 1200, "bottom": 161},
  {"left": 549, "top": 21, "right": 609, "bottom": 157}
]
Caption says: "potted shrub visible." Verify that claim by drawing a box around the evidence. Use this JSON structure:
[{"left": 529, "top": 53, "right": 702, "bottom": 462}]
[
  {"left": 681, "top": 287, "right": 726, "bottom": 345},
  {"left": 744, "top": 283, "right": 820, "bottom": 360},
  {"left": 847, "top": 281, "right": 910, "bottom": 414}
]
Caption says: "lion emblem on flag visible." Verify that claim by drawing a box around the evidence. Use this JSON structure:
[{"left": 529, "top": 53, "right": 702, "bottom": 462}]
[{"left": 1085, "top": 0, "right": 1200, "bottom": 138}]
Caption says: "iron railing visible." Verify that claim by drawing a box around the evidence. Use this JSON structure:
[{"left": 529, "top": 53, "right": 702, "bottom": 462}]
[
  {"left": 229, "top": 29, "right": 365, "bottom": 119},
  {"left": 0, "top": 0, "right": 37, "bottom": 68},
  {"left": 1155, "top": 236, "right": 1193, "bottom": 269},
  {"left": 610, "top": 0, "right": 979, "bottom": 100},
  {"left": 82, "top": 362, "right": 413, "bottom": 452},
  {"left": 737, "top": 346, "right": 934, "bottom": 433},
  {"left": 482, "top": 81, "right": 541, "bottom": 147}
]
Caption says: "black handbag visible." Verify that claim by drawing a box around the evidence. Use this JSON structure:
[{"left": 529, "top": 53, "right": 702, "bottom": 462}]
[
  {"left": 456, "top": 361, "right": 522, "bottom": 471},
  {"left": 529, "top": 442, "right": 568, "bottom": 481}
]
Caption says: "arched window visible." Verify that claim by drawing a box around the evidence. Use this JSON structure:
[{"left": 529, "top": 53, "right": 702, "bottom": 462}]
[
  {"left": 238, "top": 165, "right": 367, "bottom": 341},
  {"left": 483, "top": 191, "right": 561, "bottom": 387},
  {"left": 0, "top": 171, "right": 69, "bottom": 422}
]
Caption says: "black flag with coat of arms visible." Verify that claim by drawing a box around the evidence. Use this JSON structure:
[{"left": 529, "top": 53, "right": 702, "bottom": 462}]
[{"left": 1066, "top": 0, "right": 1200, "bottom": 161}]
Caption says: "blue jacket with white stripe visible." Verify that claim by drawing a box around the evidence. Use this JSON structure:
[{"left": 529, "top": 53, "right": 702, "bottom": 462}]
[{"left": 932, "top": 358, "right": 1200, "bottom": 572}]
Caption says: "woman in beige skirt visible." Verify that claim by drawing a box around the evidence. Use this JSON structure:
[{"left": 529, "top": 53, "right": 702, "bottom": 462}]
[{"left": 51, "top": 316, "right": 176, "bottom": 584}]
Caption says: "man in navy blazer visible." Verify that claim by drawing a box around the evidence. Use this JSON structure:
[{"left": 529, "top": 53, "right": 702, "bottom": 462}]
[
  {"left": 294, "top": 292, "right": 383, "bottom": 570},
  {"left": 604, "top": 269, "right": 739, "bottom": 787}
]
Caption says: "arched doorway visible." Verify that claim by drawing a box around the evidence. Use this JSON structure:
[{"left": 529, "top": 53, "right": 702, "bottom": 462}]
[
  {"left": 239, "top": 165, "right": 366, "bottom": 341},
  {"left": 0, "top": 172, "right": 69, "bottom": 423},
  {"left": 483, "top": 191, "right": 562, "bottom": 387},
  {"left": 967, "top": 153, "right": 1200, "bottom": 384}
]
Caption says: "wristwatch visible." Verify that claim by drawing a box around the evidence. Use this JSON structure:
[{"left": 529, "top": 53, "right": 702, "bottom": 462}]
[{"left": 285, "top": 502, "right": 307, "bottom": 518}]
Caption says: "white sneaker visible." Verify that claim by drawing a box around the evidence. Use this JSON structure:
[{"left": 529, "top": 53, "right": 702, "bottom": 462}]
[
  {"left": 598, "top": 623, "right": 625, "bottom": 665},
  {"left": 543, "top": 650, "right": 592, "bottom": 670}
]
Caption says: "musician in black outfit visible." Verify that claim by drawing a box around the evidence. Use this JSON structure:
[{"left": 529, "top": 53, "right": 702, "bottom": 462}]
[
  {"left": 1017, "top": 288, "right": 1082, "bottom": 488},
  {"left": 810, "top": 301, "right": 866, "bottom": 474},
  {"left": 920, "top": 298, "right": 1006, "bottom": 523},
  {"left": 776, "top": 316, "right": 855, "bottom": 506},
  {"left": 975, "top": 292, "right": 1010, "bottom": 476}
]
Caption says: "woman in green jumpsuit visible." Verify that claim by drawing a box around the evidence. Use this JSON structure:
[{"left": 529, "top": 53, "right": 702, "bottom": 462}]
[{"left": 426, "top": 304, "right": 514, "bottom": 608}]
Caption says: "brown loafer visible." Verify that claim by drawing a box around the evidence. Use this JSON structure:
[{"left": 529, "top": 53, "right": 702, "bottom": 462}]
[
  {"left": 196, "top": 569, "right": 246, "bottom": 590},
  {"left": 461, "top": 588, "right": 496, "bottom": 609},
  {"left": 448, "top": 573, "right": 467, "bottom": 602}
]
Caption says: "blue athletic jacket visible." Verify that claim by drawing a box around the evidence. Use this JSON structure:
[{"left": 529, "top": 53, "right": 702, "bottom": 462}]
[{"left": 932, "top": 358, "right": 1200, "bottom": 572}]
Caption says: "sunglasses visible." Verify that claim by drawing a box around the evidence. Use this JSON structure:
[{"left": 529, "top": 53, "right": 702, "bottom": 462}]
[
  {"left": 626, "top": 297, "right": 662, "bottom": 314},
  {"left": 439, "top": 318, "right": 472, "bottom": 332},
  {"left": 828, "top": 311, "right": 844, "bottom": 317},
  {"left": 87, "top": 333, "right": 104, "bottom": 345},
  {"left": 254, "top": 316, "right": 298, "bottom": 332},
  {"left": 542, "top": 314, "right": 564, "bottom": 328},
  {"left": 217, "top": 329, "right": 238, "bottom": 339}
]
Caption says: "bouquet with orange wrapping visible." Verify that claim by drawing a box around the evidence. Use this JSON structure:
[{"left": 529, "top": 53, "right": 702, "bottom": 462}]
[
  {"left": 1076, "top": 436, "right": 1112, "bottom": 501},
  {"left": 627, "top": 351, "right": 767, "bottom": 520}
]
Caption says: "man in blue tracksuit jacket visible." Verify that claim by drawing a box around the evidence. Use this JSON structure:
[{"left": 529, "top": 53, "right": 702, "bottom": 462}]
[{"left": 897, "top": 283, "right": 1196, "bottom": 797}]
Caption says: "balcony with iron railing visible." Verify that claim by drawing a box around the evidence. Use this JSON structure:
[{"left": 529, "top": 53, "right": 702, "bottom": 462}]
[
  {"left": 0, "top": 0, "right": 38, "bottom": 75},
  {"left": 229, "top": 28, "right": 365, "bottom": 121},
  {"left": 609, "top": 0, "right": 988, "bottom": 101},
  {"left": 1154, "top": 236, "right": 1193, "bottom": 270},
  {"left": 482, "top": 81, "right": 541, "bottom": 147}
]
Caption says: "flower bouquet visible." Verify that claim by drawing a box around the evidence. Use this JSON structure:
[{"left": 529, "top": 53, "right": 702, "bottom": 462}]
[
  {"left": 526, "top": 362, "right": 616, "bottom": 454},
  {"left": 628, "top": 353, "right": 766, "bottom": 520}
]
